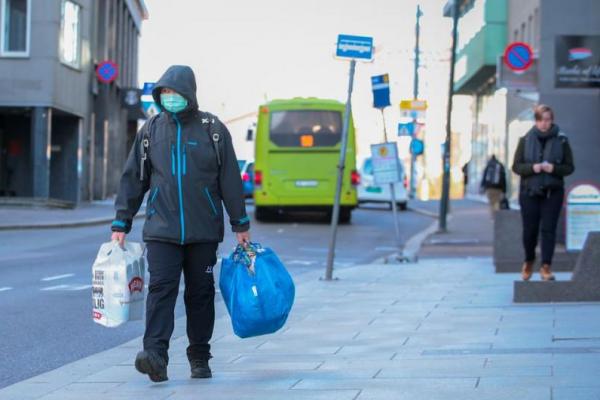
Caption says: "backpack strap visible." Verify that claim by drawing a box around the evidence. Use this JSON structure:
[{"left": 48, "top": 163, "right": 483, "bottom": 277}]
[
  {"left": 203, "top": 111, "right": 223, "bottom": 168},
  {"left": 139, "top": 115, "right": 158, "bottom": 181}
]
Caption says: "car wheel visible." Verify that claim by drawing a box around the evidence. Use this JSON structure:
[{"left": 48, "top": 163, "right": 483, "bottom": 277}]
[
  {"left": 339, "top": 207, "right": 352, "bottom": 224},
  {"left": 397, "top": 202, "right": 408, "bottom": 211}
]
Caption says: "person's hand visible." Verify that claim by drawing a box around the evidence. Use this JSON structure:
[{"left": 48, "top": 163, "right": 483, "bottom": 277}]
[
  {"left": 111, "top": 231, "right": 126, "bottom": 247},
  {"left": 532, "top": 163, "right": 543, "bottom": 174},
  {"left": 236, "top": 231, "right": 250, "bottom": 246},
  {"left": 542, "top": 162, "right": 554, "bottom": 173}
]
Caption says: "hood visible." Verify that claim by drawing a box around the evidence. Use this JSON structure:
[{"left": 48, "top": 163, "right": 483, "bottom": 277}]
[{"left": 152, "top": 65, "right": 198, "bottom": 113}]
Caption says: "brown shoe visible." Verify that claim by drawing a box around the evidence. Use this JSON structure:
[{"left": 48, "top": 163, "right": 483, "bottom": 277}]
[
  {"left": 540, "top": 264, "right": 556, "bottom": 281},
  {"left": 521, "top": 261, "right": 534, "bottom": 281}
]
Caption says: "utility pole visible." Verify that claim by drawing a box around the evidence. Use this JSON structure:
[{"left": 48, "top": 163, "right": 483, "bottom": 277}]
[
  {"left": 439, "top": 0, "right": 460, "bottom": 232},
  {"left": 409, "top": 5, "right": 422, "bottom": 199}
]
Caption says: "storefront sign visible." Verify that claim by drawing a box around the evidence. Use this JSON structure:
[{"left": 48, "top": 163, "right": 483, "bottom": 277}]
[
  {"left": 555, "top": 35, "right": 600, "bottom": 88},
  {"left": 566, "top": 183, "right": 600, "bottom": 251}
]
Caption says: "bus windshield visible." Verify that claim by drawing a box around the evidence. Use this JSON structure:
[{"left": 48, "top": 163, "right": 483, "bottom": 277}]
[{"left": 269, "top": 110, "right": 342, "bottom": 147}]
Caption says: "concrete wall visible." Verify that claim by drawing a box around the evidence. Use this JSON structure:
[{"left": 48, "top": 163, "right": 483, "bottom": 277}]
[{"left": 539, "top": 0, "right": 600, "bottom": 190}]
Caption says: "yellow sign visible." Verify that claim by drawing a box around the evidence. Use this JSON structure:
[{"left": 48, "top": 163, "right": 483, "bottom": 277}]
[
  {"left": 300, "top": 135, "right": 314, "bottom": 147},
  {"left": 378, "top": 146, "right": 389, "bottom": 157},
  {"left": 400, "top": 99, "right": 428, "bottom": 111}
]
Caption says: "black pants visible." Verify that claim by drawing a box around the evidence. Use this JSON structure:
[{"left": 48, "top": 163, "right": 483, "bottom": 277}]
[
  {"left": 144, "top": 241, "right": 218, "bottom": 363},
  {"left": 519, "top": 188, "right": 564, "bottom": 265}
]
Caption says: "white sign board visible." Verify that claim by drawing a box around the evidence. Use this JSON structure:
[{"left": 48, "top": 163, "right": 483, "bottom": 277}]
[
  {"left": 566, "top": 183, "right": 600, "bottom": 251},
  {"left": 370, "top": 142, "right": 401, "bottom": 185}
]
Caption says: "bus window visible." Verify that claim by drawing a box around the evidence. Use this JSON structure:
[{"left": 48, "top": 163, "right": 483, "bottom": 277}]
[{"left": 269, "top": 110, "right": 342, "bottom": 147}]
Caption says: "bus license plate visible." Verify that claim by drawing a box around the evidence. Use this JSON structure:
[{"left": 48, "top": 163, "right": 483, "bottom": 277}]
[
  {"left": 295, "top": 180, "right": 318, "bottom": 188},
  {"left": 366, "top": 186, "right": 382, "bottom": 193}
]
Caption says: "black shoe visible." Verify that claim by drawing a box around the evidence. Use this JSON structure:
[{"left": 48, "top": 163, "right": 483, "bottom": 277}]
[
  {"left": 135, "top": 350, "right": 168, "bottom": 382},
  {"left": 190, "top": 358, "right": 212, "bottom": 379}
]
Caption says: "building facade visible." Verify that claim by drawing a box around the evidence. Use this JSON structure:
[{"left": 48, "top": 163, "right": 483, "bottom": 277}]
[
  {"left": 0, "top": 0, "right": 147, "bottom": 205},
  {"left": 447, "top": 0, "right": 600, "bottom": 201}
]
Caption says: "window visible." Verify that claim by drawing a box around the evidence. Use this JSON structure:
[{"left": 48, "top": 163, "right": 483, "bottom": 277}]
[
  {"left": 1, "top": 0, "right": 30, "bottom": 56},
  {"left": 60, "top": 0, "right": 81, "bottom": 67},
  {"left": 269, "top": 110, "right": 342, "bottom": 147}
]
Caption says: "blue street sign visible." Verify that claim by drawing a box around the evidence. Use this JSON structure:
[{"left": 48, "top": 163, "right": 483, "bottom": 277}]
[
  {"left": 142, "top": 82, "right": 155, "bottom": 96},
  {"left": 410, "top": 138, "right": 424, "bottom": 156},
  {"left": 371, "top": 74, "right": 391, "bottom": 109},
  {"left": 336, "top": 34, "right": 374, "bottom": 60},
  {"left": 398, "top": 122, "right": 415, "bottom": 137}
]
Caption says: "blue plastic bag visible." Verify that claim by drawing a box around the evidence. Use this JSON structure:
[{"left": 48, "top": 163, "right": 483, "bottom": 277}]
[{"left": 219, "top": 243, "right": 295, "bottom": 338}]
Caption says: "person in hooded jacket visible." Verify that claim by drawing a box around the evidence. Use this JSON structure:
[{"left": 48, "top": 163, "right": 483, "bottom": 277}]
[
  {"left": 110, "top": 65, "right": 250, "bottom": 382},
  {"left": 512, "top": 104, "right": 574, "bottom": 282}
]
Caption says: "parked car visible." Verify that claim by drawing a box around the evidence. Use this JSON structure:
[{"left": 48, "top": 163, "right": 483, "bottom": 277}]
[
  {"left": 357, "top": 157, "right": 408, "bottom": 210},
  {"left": 238, "top": 160, "right": 255, "bottom": 199}
]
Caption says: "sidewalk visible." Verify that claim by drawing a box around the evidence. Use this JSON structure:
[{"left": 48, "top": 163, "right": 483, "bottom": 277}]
[
  {"left": 0, "top": 198, "right": 144, "bottom": 230},
  {"left": 1, "top": 200, "right": 598, "bottom": 399},
  {"left": 1, "top": 259, "right": 598, "bottom": 398},
  {"left": 418, "top": 199, "right": 494, "bottom": 258}
]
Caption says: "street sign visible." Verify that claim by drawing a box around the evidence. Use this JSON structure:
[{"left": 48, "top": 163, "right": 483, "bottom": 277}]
[
  {"left": 497, "top": 56, "right": 538, "bottom": 90},
  {"left": 566, "top": 183, "right": 600, "bottom": 251},
  {"left": 400, "top": 99, "right": 427, "bottom": 120},
  {"left": 96, "top": 60, "right": 119, "bottom": 84},
  {"left": 370, "top": 142, "right": 401, "bottom": 185},
  {"left": 142, "top": 82, "right": 155, "bottom": 95},
  {"left": 400, "top": 99, "right": 428, "bottom": 111},
  {"left": 141, "top": 82, "right": 158, "bottom": 118},
  {"left": 336, "top": 34, "right": 374, "bottom": 60},
  {"left": 503, "top": 42, "right": 534, "bottom": 72},
  {"left": 410, "top": 138, "right": 424, "bottom": 156},
  {"left": 371, "top": 74, "right": 391, "bottom": 109},
  {"left": 398, "top": 122, "right": 415, "bottom": 137}
]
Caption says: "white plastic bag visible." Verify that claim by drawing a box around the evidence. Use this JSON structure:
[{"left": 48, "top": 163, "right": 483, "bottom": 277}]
[{"left": 92, "top": 241, "right": 145, "bottom": 328}]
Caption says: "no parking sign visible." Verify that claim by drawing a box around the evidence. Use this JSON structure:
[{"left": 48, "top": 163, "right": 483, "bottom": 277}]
[{"left": 503, "top": 42, "right": 534, "bottom": 72}]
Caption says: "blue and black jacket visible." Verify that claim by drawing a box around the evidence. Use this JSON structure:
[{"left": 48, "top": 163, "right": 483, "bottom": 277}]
[{"left": 111, "top": 65, "right": 250, "bottom": 244}]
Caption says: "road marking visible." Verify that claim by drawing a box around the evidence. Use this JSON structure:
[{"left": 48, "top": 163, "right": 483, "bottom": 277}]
[
  {"left": 41, "top": 284, "right": 71, "bottom": 291},
  {"left": 287, "top": 260, "right": 317, "bottom": 266},
  {"left": 41, "top": 273, "right": 75, "bottom": 282},
  {"left": 277, "top": 229, "right": 285, "bottom": 234},
  {"left": 0, "top": 287, "right": 13, "bottom": 292},
  {"left": 67, "top": 284, "right": 92, "bottom": 291},
  {"left": 375, "top": 246, "right": 400, "bottom": 251}
]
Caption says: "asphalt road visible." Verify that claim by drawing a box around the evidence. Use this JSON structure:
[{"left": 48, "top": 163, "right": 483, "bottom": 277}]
[{"left": 0, "top": 203, "right": 432, "bottom": 388}]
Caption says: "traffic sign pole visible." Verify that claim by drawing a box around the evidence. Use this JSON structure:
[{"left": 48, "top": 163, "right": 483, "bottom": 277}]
[
  {"left": 410, "top": 5, "right": 422, "bottom": 200},
  {"left": 380, "top": 109, "right": 402, "bottom": 249},
  {"left": 325, "top": 59, "right": 356, "bottom": 281}
]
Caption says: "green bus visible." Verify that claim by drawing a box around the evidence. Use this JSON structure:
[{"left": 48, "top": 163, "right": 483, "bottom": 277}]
[{"left": 253, "top": 97, "right": 359, "bottom": 222}]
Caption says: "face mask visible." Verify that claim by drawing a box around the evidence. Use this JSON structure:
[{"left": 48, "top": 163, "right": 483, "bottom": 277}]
[{"left": 160, "top": 93, "right": 188, "bottom": 113}]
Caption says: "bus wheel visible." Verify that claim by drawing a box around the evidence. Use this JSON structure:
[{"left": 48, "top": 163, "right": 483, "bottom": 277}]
[
  {"left": 339, "top": 207, "right": 352, "bottom": 224},
  {"left": 255, "top": 206, "right": 270, "bottom": 222}
]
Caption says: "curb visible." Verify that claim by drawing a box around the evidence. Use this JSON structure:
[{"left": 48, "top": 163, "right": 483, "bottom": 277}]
[
  {"left": 407, "top": 206, "right": 439, "bottom": 219},
  {"left": 0, "top": 213, "right": 145, "bottom": 231},
  {"left": 373, "top": 215, "right": 453, "bottom": 264}
]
